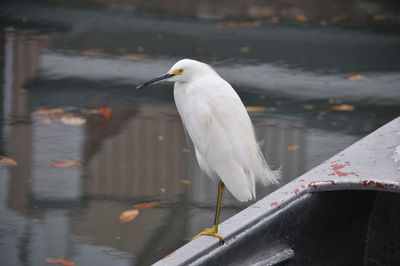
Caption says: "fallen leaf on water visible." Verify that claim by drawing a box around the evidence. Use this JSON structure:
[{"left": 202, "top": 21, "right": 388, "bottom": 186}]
[
  {"left": 133, "top": 201, "right": 159, "bottom": 209},
  {"left": 239, "top": 46, "right": 251, "bottom": 53},
  {"left": 49, "top": 161, "right": 81, "bottom": 168},
  {"left": 45, "top": 257, "right": 75, "bottom": 266},
  {"left": 82, "top": 48, "right": 104, "bottom": 55},
  {"left": 246, "top": 106, "right": 267, "bottom": 113},
  {"left": 120, "top": 53, "right": 150, "bottom": 60},
  {"left": 347, "top": 74, "right": 365, "bottom": 81},
  {"left": 119, "top": 209, "right": 139, "bottom": 223},
  {"left": 99, "top": 107, "right": 112, "bottom": 120},
  {"left": 288, "top": 144, "right": 300, "bottom": 151},
  {"left": 295, "top": 15, "right": 308, "bottom": 22},
  {"left": 1, "top": 156, "right": 17, "bottom": 167},
  {"left": 36, "top": 108, "right": 64, "bottom": 116},
  {"left": 215, "top": 20, "right": 261, "bottom": 29},
  {"left": 60, "top": 115, "right": 87, "bottom": 126},
  {"left": 40, "top": 118, "right": 54, "bottom": 125},
  {"left": 332, "top": 104, "right": 355, "bottom": 112},
  {"left": 181, "top": 179, "right": 192, "bottom": 185},
  {"left": 302, "top": 104, "right": 315, "bottom": 110},
  {"left": 331, "top": 14, "right": 347, "bottom": 24}
]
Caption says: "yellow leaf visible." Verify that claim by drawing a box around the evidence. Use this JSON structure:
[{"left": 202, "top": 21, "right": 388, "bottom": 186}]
[
  {"left": 302, "top": 104, "right": 315, "bottom": 110},
  {"left": 60, "top": 115, "right": 86, "bottom": 126},
  {"left": 347, "top": 74, "right": 365, "bottom": 81},
  {"left": 119, "top": 209, "right": 139, "bottom": 223},
  {"left": 239, "top": 46, "right": 251, "bottom": 53},
  {"left": 45, "top": 257, "right": 75, "bottom": 266},
  {"left": 332, "top": 104, "right": 355, "bottom": 112},
  {"left": 1, "top": 156, "right": 17, "bottom": 167},
  {"left": 288, "top": 144, "right": 300, "bottom": 151},
  {"left": 48, "top": 161, "right": 81, "bottom": 168},
  {"left": 180, "top": 179, "right": 192, "bottom": 185},
  {"left": 245, "top": 106, "right": 267, "bottom": 113}
]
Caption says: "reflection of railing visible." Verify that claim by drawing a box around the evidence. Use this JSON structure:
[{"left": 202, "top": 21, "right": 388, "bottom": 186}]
[
  {"left": 83, "top": 105, "right": 189, "bottom": 200},
  {"left": 4, "top": 31, "right": 50, "bottom": 211},
  {"left": 188, "top": 116, "right": 306, "bottom": 206}
]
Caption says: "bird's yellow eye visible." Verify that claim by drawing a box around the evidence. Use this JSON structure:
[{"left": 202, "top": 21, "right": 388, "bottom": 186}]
[{"left": 171, "top": 68, "right": 184, "bottom": 75}]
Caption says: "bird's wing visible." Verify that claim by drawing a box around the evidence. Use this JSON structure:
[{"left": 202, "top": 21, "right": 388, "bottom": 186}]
[{"left": 181, "top": 76, "right": 264, "bottom": 201}]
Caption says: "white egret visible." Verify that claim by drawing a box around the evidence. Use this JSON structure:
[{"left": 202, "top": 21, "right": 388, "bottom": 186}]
[{"left": 137, "top": 59, "right": 279, "bottom": 243}]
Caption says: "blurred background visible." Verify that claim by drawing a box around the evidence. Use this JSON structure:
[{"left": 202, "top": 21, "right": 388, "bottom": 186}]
[{"left": 0, "top": 0, "right": 400, "bottom": 265}]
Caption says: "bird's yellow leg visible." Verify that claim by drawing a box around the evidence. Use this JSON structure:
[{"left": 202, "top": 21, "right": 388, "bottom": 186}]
[{"left": 193, "top": 181, "right": 225, "bottom": 243}]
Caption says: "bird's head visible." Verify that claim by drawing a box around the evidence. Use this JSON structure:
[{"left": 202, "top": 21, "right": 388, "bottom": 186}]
[{"left": 136, "top": 59, "right": 217, "bottom": 89}]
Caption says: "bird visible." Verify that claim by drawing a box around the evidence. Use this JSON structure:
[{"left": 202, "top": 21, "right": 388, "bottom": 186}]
[{"left": 136, "top": 59, "right": 279, "bottom": 243}]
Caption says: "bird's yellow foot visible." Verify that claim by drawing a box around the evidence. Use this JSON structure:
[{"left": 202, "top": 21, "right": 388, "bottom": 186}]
[{"left": 192, "top": 225, "right": 224, "bottom": 244}]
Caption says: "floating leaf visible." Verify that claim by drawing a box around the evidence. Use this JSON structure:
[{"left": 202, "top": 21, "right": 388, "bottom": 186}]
[
  {"left": 347, "top": 74, "right": 364, "bottom": 81},
  {"left": 119, "top": 209, "right": 139, "bottom": 223},
  {"left": 1, "top": 156, "right": 17, "bottom": 167},
  {"left": 45, "top": 257, "right": 75, "bottom": 266},
  {"left": 99, "top": 107, "right": 112, "bottom": 120},
  {"left": 120, "top": 53, "right": 150, "bottom": 60},
  {"left": 331, "top": 14, "right": 347, "bottom": 24},
  {"left": 246, "top": 106, "right": 267, "bottom": 113},
  {"left": 239, "top": 46, "right": 251, "bottom": 53},
  {"left": 40, "top": 118, "right": 54, "bottom": 125},
  {"left": 295, "top": 15, "right": 307, "bottom": 22},
  {"left": 288, "top": 144, "right": 300, "bottom": 151},
  {"left": 133, "top": 201, "right": 159, "bottom": 209},
  {"left": 180, "top": 179, "right": 192, "bottom": 185},
  {"left": 36, "top": 108, "right": 64, "bottom": 116},
  {"left": 60, "top": 115, "right": 86, "bottom": 126},
  {"left": 82, "top": 48, "right": 104, "bottom": 55},
  {"left": 49, "top": 161, "right": 81, "bottom": 168},
  {"left": 332, "top": 104, "right": 355, "bottom": 112},
  {"left": 215, "top": 20, "right": 261, "bottom": 29},
  {"left": 302, "top": 104, "right": 315, "bottom": 110}
]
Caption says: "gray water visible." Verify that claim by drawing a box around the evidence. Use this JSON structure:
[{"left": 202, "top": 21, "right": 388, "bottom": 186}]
[{"left": 1, "top": 1, "right": 400, "bottom": 265}]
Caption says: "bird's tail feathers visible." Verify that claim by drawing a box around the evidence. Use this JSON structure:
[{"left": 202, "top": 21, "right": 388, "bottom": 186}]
[{"left": 255, "top": 148, "right": 281, "bottom": 186}]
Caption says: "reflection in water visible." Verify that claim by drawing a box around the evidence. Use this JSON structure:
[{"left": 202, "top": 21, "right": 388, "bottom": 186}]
[{"left": 0, "top": 7, "right": 399, "bottom": 264}]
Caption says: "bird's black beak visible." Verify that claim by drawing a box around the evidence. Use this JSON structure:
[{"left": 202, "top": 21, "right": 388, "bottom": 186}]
[{"left": 136, "top": 73, "right": 175, "bottom": 89}]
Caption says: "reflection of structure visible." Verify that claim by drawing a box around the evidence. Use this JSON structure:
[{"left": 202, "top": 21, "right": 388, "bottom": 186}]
[
  {"left": 83, "top": 104, "right": 189, "bottom": 200},
  {"left": 3, "top": 30, "right": 51, "bottom": 211}
]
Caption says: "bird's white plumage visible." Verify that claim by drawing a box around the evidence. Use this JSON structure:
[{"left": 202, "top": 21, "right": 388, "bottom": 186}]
[{"left": 171, "top": 59, "right": 279, "bottom": 202}]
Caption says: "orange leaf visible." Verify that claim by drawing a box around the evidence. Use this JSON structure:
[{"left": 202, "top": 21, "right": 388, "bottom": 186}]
[
  {"left": 99, "top": 107, "right": 112, "bottom": 120},
  {"left": 49, "top": 161, "right": 81, "bottom": 168},
  {"left": 119, "top": 209, "right": 139, "bottom": 223},
  {"left": 347, "top": 74, "right": 364, "bottom": 81},
  {"left": 40, "top": 118, "right": 54, "bottom": 125},
  {"left": 120, "top": 53, "right": 150, "bottom": 60},
  {"left": 295, "top": 15, "right": 307, "bottom": 22},
  {"left": 36, "top": 108, "right": 64, "bottom": 116},
  {"left": 45, "top": 257, "right": 75, "bottom": 266},
  {"left": 180, "top": 179, "right": 192, "bottom": 185},
  {"left": 133, "top": 201, "right": 159, "bottom": 209},
  {"left": 1, "top": 156, "right": 18, "bottom": 167},
  {"left": 288, "top": 144, "right": 300, "bottom": 151},
  {"left": 215, "top": 20, "right": 261, "bottom": 29},
  {"left": 82, "top": 48, "right": 104, "bottom": 55},
  {"left": 332, "top": 104, "right": 355, "bottom": 112}
]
